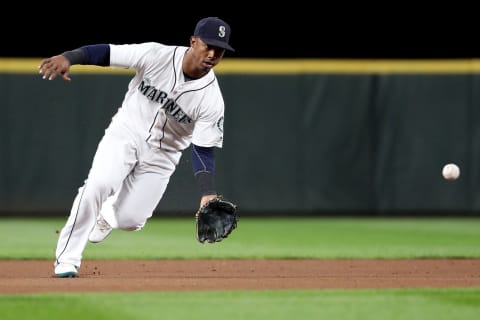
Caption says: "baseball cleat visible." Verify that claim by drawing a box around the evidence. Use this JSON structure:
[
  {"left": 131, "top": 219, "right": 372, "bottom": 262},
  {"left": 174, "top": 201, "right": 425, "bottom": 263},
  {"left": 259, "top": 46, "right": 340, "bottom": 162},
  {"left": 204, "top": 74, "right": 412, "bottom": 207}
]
[
  {"left": 88, "top": 215, "right": 113, "bottom": 243},
  {"left": 54, "top": 263, "right": 79, "bottom": 278}
]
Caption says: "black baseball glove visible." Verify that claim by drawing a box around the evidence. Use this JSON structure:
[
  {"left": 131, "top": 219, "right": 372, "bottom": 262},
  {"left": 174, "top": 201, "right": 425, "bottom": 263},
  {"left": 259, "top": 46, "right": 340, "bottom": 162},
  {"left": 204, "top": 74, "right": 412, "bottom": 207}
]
[{"left": 195, "top": 196, "right": 238, "bottom": 243}]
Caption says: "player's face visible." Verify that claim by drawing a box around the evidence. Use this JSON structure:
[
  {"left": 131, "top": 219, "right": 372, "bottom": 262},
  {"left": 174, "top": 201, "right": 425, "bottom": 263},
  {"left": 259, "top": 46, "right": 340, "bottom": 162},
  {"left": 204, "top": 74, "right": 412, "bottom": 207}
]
[{"left": 189, "top": 37, "right": 225, "bottom": 75}]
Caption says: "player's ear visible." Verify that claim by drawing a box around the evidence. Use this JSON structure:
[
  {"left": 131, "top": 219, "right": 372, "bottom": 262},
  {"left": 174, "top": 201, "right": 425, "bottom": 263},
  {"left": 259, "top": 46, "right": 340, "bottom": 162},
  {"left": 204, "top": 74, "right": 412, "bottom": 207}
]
[{"left": 190, "top": 36, "right": 197, "bottom": 48}]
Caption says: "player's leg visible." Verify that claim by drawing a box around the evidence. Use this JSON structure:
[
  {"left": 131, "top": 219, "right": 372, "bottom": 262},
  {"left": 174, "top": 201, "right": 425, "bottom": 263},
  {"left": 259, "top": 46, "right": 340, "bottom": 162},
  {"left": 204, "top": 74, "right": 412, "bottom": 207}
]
[
  {"left": 101, "top": 172, "right": 170, "bottom": 231},
  {"left": 99, "top": 147, "right": 181, "bottom": 231},
  {"left": 87, "top": 193, "right": 118, "bottom": 243},
  {"left": 54, "top": 122, "right": 137, "bottom": 273}
]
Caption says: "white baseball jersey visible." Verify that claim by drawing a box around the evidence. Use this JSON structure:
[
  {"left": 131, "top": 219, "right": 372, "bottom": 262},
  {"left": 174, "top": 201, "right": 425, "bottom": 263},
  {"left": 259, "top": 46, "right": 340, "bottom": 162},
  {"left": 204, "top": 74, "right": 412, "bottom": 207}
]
[
  {"left": 110, "top": 42, "right": 225, "bottom": 151},
  {"left": 55, "top": 42, "right": 227, "bottom": 268}
]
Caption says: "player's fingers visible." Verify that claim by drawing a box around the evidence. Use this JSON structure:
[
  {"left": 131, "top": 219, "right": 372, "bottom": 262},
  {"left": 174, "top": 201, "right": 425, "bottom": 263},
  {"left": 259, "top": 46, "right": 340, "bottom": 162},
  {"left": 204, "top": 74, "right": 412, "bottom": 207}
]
[
  {"left": 61, "top": 71, "right": 72, "bottom": 82},
  {"left": 38, "top": 63, "right": 48, "bottom": 76},
  {"left": 38, "top": 65, "right": 53, "bottom": 80},
  {"left": 43, "top": 65, "right": 62, "bottom": 81},
  {"left": 39, "top": 68, "right": 51, "bottom": 80},
  {"left": 38, "top": 58, "right": 61, "bottom": 80},
  {"left": 38, "top": 57, "right": 52, "bottom": 68},
  {"left": 38, "top": 61, "right": 46, "bottom": 71},
  {"left": 44, "top": 69, "right": 57, "bottom": 81},
  {"left": 38, "top": 58, "right": 54, "bottom": 73}
]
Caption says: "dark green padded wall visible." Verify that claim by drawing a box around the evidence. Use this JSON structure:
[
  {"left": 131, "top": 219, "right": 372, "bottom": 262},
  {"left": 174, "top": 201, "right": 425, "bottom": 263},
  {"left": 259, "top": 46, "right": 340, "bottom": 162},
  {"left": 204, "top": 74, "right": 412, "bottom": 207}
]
[{"left": 1, "top": 73, "right": 478, "bottom": 215}]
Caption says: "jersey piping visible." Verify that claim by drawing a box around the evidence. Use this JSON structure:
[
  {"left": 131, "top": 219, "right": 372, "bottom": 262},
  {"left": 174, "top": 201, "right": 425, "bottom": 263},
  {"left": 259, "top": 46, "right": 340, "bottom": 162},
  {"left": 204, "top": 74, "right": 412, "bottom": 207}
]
[{"left": 147, "top": 78, "right": 218, "bottom": 149}]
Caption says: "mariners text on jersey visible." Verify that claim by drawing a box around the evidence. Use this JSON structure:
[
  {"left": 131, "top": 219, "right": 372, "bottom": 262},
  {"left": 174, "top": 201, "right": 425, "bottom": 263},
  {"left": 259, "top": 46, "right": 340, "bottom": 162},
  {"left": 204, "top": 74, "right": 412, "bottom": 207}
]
[{"left": 138, "top": 79, "right": 192, "bottom": 124}]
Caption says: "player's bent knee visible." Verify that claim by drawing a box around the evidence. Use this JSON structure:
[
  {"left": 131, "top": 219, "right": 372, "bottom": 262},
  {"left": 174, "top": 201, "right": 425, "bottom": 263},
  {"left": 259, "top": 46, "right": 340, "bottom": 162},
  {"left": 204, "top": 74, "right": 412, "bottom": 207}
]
[
  {"left": 117, "top": 219, "right": 145, "bottom": 231},
  {"left": 85, "top": 179, "right": 115, "bottom": 198}
]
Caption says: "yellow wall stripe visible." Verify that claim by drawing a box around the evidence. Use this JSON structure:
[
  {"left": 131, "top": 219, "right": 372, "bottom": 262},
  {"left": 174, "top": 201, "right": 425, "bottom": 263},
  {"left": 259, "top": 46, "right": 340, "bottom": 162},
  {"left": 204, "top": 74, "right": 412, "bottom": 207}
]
[{"left": 2, "top": 58, "right": 480, "bottom": 74}]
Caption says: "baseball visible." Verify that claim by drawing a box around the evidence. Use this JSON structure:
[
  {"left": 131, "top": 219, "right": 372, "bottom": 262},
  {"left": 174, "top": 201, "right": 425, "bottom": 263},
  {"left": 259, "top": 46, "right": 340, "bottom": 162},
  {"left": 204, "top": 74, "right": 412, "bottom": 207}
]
[{"left": 442, "top": 163, "right": 460, "bottom": 180}]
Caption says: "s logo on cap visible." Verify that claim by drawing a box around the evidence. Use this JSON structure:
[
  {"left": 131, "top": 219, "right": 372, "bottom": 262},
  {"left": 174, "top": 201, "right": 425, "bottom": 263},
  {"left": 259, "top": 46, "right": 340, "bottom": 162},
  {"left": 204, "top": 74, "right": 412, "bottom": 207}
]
[
  {"left": 218, "top": 26, "right": 226, "bottom": 38},
  {"left": 193, "top": 17, "right": 235, "bottom": 51}
]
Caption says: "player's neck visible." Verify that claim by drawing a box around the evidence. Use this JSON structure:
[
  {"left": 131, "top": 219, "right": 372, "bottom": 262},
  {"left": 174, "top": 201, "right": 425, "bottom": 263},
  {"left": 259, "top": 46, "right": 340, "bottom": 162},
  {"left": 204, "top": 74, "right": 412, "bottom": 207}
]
[
  {"left": 183, "top": 72, "right": 195, "bottom": 82},
  {"left": 182, "top": 48, "right": 209, "bottom": 80}
]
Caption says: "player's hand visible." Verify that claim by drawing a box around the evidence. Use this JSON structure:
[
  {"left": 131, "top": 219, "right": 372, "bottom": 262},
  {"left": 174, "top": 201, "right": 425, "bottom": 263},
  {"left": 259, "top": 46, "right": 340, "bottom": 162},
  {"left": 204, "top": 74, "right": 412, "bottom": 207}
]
[
  {"left": 38, "top": 55, "right": 72, "bottom": 81},
  {"left": 200, "top": 194, "right": 217, "bottom": 207}
]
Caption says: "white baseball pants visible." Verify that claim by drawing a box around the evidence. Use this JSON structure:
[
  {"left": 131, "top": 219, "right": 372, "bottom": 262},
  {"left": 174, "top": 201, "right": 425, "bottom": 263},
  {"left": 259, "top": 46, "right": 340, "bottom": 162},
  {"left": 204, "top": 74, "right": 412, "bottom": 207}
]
[{"left": 55, "top": 119, "right": 181, "bottom": 268}]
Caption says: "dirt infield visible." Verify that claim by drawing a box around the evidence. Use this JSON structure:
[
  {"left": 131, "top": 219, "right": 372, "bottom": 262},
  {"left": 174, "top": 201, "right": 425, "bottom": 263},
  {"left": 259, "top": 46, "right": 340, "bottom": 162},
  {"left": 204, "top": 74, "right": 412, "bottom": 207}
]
[{"left": 1, "top": 259, "right": 479, "bottom": 294}]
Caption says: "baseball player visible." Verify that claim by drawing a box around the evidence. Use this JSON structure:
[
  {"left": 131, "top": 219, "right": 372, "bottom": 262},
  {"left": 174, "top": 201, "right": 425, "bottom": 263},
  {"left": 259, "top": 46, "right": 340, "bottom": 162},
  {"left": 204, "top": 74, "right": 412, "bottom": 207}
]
[{"left": 38, "top": 17, "right": 234, "bottom": 278}]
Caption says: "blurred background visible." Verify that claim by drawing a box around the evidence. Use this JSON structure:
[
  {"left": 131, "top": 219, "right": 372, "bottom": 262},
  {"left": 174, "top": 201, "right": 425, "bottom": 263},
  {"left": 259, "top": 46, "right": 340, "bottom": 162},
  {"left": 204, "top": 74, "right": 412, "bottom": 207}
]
[
  {"left": 1, "top": 8, "right": 479, "bottom": 217},
  {"left": 1, "top": 8, "right": 479, "bottom": 59}
]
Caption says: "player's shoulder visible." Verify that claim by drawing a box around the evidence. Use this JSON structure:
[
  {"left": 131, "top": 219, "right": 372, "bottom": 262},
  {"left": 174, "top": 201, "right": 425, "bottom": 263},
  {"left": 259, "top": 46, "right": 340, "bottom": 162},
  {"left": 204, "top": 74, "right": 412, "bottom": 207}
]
[
  {"left": 145, "top": 43, "right": 190, "bottom": 59},
  {"left": 205, "top": 83, "right": 226, "bottom": 111},
  {"left": 143, "top": 41, "right": 178, "bottom": 49},
  {"left": 111, "top": 42, "right": 182, "bottom": 54},
  {"left": 200, "top": 72, "right": 222, "bottom": 94},
  {"left": 135, "top": 42, "right": 177, "bottom": 53}
]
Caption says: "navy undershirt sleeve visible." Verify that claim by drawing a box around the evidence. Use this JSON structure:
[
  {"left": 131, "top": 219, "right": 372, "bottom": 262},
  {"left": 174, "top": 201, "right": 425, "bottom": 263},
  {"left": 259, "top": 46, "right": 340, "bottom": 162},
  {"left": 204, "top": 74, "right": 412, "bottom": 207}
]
[
  {"left": 191, "top": 144, "right": 215, "bottom": 173},
  {"left": 81, "top": 44, "right": 110, "bottom": 66}
]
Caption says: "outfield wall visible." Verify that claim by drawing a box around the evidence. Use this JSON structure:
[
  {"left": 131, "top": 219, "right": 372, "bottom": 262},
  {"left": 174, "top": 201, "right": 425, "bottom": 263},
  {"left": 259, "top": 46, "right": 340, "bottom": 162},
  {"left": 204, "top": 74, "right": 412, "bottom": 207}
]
[{"left": 1, "top": 59, "right": 480, "bottom": 216}]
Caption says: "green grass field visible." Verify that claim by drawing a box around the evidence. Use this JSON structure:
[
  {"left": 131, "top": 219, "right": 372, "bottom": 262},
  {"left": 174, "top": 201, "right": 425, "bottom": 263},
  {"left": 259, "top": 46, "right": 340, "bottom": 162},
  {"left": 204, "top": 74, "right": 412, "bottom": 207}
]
[{"left": 1, "top": 216, "right": 480, "bottom": 319}]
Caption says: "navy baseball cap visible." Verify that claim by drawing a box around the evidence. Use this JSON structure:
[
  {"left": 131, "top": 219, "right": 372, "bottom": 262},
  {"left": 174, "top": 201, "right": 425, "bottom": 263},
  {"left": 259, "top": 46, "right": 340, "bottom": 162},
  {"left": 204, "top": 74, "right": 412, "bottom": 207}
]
[{"left": 194, "top": 17, "right": 234, "bottom": 52}]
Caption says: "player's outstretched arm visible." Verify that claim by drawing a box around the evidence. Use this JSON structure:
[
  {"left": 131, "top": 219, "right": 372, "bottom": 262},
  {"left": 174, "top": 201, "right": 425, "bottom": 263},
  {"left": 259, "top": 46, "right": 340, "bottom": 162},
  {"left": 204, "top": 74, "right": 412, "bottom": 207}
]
[{"left": 38, "top": 55, "right": 72, "bottom": 81}]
